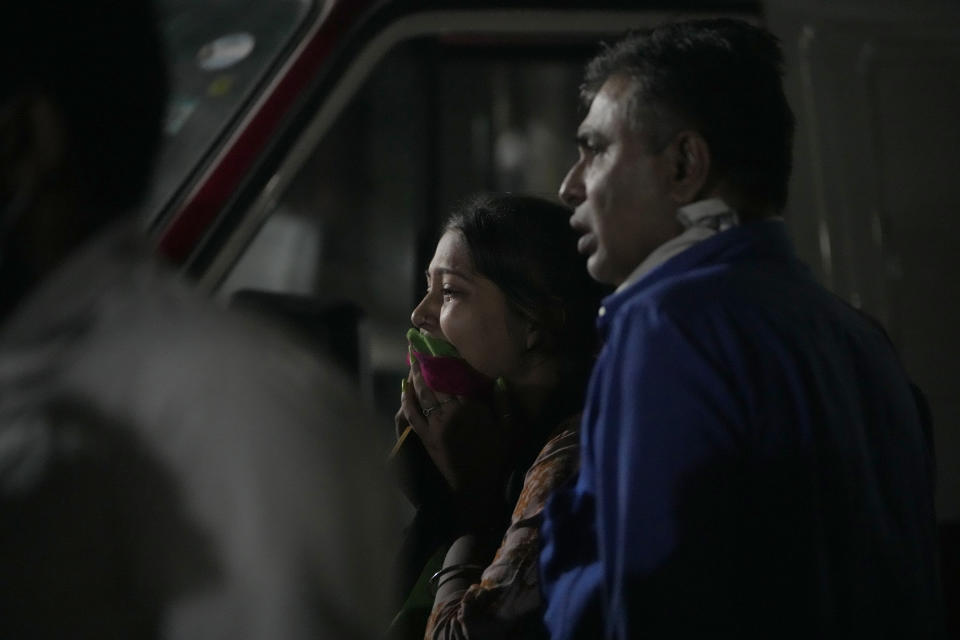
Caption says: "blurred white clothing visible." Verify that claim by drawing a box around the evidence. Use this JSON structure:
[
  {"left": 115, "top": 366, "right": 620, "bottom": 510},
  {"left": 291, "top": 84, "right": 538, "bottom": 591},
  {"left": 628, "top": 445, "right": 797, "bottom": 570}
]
[{"left": 0, "top": 224, "right": 397, "bottom": 640}]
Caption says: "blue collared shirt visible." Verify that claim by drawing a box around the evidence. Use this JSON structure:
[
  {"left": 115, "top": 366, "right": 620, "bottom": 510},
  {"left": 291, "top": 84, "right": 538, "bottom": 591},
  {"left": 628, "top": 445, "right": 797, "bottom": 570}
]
[{"left": 540, "top": 220, "right": 942, "bottom": 638}]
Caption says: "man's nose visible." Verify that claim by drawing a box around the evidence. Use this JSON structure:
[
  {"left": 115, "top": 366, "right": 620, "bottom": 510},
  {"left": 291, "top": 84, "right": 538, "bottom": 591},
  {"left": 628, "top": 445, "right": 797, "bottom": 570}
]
[{"left": 559, "top": 162, "right": 585, "bottom": 208}]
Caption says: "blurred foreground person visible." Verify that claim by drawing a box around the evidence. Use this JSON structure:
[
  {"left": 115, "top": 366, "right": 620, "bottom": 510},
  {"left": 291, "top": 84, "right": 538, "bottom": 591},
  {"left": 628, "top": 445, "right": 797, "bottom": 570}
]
[
  {"left": 0, "top": 2, "right": 395, "bottom": 638},
  {"left": 541, "top": 18, "right": 944, "bottom": 638}
]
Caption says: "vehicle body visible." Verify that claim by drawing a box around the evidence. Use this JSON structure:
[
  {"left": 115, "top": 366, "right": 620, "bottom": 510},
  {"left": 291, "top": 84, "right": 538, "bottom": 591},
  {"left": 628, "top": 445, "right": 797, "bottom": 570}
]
[
  {"left": 143, "top": 0, "right": 960, "bottom": 627},
  {"left": 147, "top": 0, "right": 759, "bottom": 407}
]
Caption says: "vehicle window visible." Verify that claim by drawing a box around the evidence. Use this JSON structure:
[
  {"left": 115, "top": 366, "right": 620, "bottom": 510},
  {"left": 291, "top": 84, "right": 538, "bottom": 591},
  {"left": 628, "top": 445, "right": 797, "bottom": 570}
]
[
  {"left": 219, "top": 36, "right": 594, "bottom": 416},
  {"left": 142, "top": 0, "right": 316, "bottom": 225}
]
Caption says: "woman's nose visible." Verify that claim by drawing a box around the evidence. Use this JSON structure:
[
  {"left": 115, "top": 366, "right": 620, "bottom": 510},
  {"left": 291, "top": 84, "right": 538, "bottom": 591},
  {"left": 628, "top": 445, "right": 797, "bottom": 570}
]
[{"left": 410, "top": 290, "right": 438, "bottom": 330}]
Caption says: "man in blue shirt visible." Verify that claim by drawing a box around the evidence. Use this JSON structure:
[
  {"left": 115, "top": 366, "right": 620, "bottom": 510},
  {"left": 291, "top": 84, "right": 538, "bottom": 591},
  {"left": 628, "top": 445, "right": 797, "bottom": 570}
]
[{"left": 540, "top": 19, "right": 943, "bottom": 638}]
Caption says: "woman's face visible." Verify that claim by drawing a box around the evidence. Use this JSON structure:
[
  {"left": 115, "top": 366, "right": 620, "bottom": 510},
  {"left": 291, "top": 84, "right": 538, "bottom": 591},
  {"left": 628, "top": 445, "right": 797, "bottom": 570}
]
[{"left": 411, "top": 230, "right": 530, "bottom": 380}]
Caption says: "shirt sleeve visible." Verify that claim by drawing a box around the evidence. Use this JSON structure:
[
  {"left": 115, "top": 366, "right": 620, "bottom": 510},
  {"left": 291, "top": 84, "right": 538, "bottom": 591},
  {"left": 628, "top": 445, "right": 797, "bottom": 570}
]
[
  {"left": 425, "top": 423, "right": 580, "bottom": 640},
  {"left": 592, "top": 301, "right": 747, "bottom": 638}
]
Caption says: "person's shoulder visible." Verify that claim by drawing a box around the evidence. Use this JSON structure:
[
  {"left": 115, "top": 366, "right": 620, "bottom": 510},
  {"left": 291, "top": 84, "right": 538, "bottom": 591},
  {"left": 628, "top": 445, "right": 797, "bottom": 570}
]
[
  {"left": 609, "top": 261, "right": 733, "bottom": 336},
  {"left": 521, "top": 415, "right": 581, "bottom": 504},
  {"left": 23, "top": 232, "right": 375, "bottom": 472},
  {"left": 539, "top": 414, "right": 581, "bottom": 457},
  {"left": 613, "top": 245, "right": 893, "bottom": 362},
  {"left": 79, "top": 272, "right": 368, "bottom": 442},
  {"left": 0, "top": 228, "right": 400, "bottom": 639}
]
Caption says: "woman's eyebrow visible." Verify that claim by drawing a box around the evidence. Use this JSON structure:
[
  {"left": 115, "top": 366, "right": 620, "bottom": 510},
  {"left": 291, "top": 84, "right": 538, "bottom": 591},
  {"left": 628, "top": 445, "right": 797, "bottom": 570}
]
[{"left": 426, "top": 267, "right": 473, "bottom": 281}]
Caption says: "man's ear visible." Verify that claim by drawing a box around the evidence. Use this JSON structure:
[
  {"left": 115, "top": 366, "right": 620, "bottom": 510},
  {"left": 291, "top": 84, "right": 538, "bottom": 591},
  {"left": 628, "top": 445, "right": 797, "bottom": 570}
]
[
  {"left": 0, "top": 93, "right": 65, "bottom": 210},
  {"left": 665, "top": 130, "right": 711, "bottom": 205}
]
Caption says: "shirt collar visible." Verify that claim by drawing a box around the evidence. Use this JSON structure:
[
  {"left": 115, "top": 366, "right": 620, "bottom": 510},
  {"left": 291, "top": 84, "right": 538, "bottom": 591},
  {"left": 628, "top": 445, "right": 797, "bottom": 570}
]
[
  {"left": 596, "top": 210, "right": 794, "bottom": 328},
  {"left": 615, "top": 198, "right": 740, "bottom": 294}
]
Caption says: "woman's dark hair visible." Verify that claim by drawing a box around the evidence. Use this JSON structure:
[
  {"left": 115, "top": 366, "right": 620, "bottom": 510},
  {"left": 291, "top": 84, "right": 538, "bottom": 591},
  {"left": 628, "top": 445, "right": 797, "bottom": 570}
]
[{"left": 443, "top": 193, "right": 608, "bottom": 393}]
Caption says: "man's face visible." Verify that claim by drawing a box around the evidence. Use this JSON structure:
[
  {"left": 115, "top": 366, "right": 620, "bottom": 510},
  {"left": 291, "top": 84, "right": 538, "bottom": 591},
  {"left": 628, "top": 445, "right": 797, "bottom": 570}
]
[{"left": 559, "top": 75, "right": 683, "bottom": 286}]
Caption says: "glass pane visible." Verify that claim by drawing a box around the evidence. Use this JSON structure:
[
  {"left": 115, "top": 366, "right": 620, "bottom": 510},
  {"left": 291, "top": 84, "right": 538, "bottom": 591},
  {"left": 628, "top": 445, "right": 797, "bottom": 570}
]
[
  {"left": 220, "top": 36, "right": 592, "bottom": 418},
  {"left": 142, "top": 0, "right": 316, "bottom": 225}
]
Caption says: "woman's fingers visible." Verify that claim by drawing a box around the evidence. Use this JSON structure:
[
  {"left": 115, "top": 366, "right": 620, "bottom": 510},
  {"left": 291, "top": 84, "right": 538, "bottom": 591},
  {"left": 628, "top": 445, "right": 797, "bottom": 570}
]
[
  {"left": 409, "top": 354, "right": 458, "bottom": 420},
  {"left": 408, "top": 355, "right": 437, "bottom": 408},
  {"left": 401, "top": 378, "right": 428, "bottom": 435},
  {"left": 394, "top": 406, "right": 408, "bottom": 439}
]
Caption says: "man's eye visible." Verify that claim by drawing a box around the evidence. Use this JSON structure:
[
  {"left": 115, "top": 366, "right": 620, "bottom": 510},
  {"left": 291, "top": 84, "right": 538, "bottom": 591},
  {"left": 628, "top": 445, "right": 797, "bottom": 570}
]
[
  {"left": 579, "top": 142, "right": 603, "bottom": 160},
  {"left": 441, "top": 286, "right": 460, "bottom": 299},
  {"left": 586, "top": 140, "right": 606, "bottom": 154}
]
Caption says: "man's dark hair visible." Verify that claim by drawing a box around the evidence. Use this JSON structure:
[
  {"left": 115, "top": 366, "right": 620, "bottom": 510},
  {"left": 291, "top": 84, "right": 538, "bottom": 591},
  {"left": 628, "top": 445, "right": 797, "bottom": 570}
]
[
  {"left": 444, "top": 193, "right": 607, "bottom": 396},
  {"left": 582, "top": 18, "right": 795, "bottom": 215},
  {"left": 1, "top": 0, "right": 169, "bottom": 215}
]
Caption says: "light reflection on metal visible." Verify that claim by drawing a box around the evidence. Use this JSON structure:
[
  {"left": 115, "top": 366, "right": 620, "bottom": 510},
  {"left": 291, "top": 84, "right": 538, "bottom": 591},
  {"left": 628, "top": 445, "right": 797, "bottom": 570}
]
[
  {"left": 817, "top": 218, "right": 834, "bottom": 284},
  {"left": 197, "top": 8, "right": 755, "bottom": 292},
  {"left": 798, "top": 25, "right": 835, "bottom": 288}
]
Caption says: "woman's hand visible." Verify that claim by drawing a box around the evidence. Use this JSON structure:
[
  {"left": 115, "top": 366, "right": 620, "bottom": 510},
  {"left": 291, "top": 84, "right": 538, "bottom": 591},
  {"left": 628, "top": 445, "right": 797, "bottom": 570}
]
[
  {"left": 394, "top": 399, "right": 410, "bottom": 441},
  {"left": 400, "top": 355, "right": 514, "bottom": 522}
]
